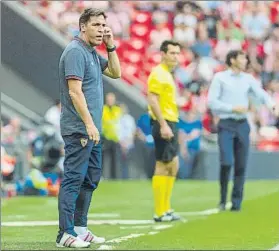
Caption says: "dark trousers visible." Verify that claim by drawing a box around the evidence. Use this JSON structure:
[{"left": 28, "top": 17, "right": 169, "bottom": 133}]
[
  {"left": 102, "top": 138, "right": 119, "bottom": 179},
  {"left": 57, "top": 133, "right": 102, "bottom": 242},
  {"left": 218, "top": 119, "right": 250, "bottom": 209}
]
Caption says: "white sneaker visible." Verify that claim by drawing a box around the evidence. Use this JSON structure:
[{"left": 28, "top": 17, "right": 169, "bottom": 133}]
[
  {"left": 78, "top": 230, "right": 106, "bottom": 244},
  {"left": 56, "top": 233, "right": 90, "bottom": 248},
  {"left": 153, "top": 213, "right": 173, "bottom": 222}
]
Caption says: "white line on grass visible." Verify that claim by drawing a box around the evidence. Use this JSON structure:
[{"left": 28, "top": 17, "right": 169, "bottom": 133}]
[
  {"left": 2, "top": 215, "right": 27, "bottom": 220},
  {"left": 120, "top": 225, "right": 152, "bottom": 230},
  {"left": 97, "top": 205, "right": 226, "bottom": 250},
  {"left": 97, "top": 231, "right": 162, "bottom": 250},
  {"left": 120, "top": 224, "right": 174, "bottom": 230},
  {"left": 2, "top": 206, "right": 222, "bottom": 250},
  {"left": 153, "top": 224, "right": 174, "bottom": 230},
  {"left": 148, "top": 231, "right": 159, "bottom": 235},
  {"left": 178, "top": 208, "right": 219, "bottom": 216},
  {"left": 270, "top": 244, "right": 279, "bottom": 250},
  {"left": 2, "top": 203, "right": 222, "bottom": 227},
  {"left": 178, "top": 202, "right": 232, "bottom": 216},
  {"left": 97, "top": 245, "right": 114, "bottom": 250},
  {"left": 1, "top": 219, "right": 155, "bottom": 227},
  {"left": 88, "top": 213, "right": 120, "bottom": 218},
  {"left": 106, "top": 233, "right": 146, "bottom": 244}
]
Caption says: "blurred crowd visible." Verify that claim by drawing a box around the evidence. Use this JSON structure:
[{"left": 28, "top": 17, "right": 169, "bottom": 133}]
[
  {"left": 19, "top": 0, "right": 279, "bottom": 149},
  {"left": 1, "top": 94, "right": 145, "bottom": 198},
  {"left": 4, "top": 1, "right": 278, "bottom": 196},
  {"left": 1, "top": 102, "right": 63, "bottom": 197}
]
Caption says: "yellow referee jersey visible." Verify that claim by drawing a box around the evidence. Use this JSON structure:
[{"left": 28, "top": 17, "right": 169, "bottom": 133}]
[{"left": 147, "top": 63, "right": 179, "bottom": 122}]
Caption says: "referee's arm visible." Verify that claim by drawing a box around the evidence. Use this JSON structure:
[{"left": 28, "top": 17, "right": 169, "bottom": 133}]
[
  {"left": 147, "top": 74, "right": 166, "bottom": 127},
  {"left": 147, "top": 92, "right": 166, "bottom": 127}
]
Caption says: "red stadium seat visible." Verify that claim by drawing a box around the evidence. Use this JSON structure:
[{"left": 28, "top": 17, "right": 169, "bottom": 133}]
[
  {"left": 257, "top": 140, "right": 279, "bottom": 152},
  {"left": 257, "top": 127, "right": 279, "bottom": 152},
  {"left": 122, "top": 62, "right": 140, "bottom": 77},
  {"left": 130, "top": 23, "right": 150, "bottom": 40},
  {"left": 133, "top": 11, "right": 152, "bottom": 25},
  {"left": 129, "top": 38, "right": 146, "bottom": 53},
  {"left": 147, "top": 52, "right": 161, "bottom": 64},
  {"left": 123, "top": 50, "right": 142, "bottom": 65}
]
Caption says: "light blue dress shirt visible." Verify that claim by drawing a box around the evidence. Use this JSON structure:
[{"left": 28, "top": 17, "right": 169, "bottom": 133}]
[{"left": 208, "top": 69, "right": 275, "bottom": 120}]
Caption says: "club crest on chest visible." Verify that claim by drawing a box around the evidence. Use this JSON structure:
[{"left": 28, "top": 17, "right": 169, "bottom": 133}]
[{"left": 80, "top": 138, "right": 88, "bottom": 147}]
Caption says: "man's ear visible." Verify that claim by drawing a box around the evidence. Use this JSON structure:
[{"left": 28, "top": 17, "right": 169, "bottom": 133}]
[{"left": 80, "top": 23, "right": 86, "bottom": 32}]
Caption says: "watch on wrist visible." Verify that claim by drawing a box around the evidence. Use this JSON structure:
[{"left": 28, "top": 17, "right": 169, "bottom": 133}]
[{"left": 107, "top": 45, "right": 116, "bottom": 52}]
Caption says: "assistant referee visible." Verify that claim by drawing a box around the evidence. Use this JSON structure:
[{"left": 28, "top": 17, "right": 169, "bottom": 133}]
[{"left": 147, "top": 40, "right": 181, "bottom": 222}]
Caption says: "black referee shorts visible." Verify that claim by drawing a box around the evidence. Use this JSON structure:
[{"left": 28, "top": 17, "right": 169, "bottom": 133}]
[{"left": 151, "top": 119, "right": 179, "bottom": 163}]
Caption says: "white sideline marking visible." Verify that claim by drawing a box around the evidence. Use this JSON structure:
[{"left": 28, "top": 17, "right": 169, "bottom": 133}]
[
  {"left": 120, "top": 225, "right": 151, "bottom": 230},
  {"left": 2, "top": 203, "right": 221, "bottom": 227},
  {"left": 153, "top": 224, "right": 173, "bottom": 230},
  {"left": 2, "top": 206, "right": 222, "bottom": 251},
  {"left": 98, "top": 230, "right": 168, "bottom": 250},
  {"left": 178, "top": 208, "right": 219, "bottom": 216},
  {"left": 97, "top": 234, "right": 146, "bottom": 250},
  {"left": 178, "top": 202, "right": 232, "bottom": 216},
  {"left": 270, "top": 244, "right": 279, "bottom": 250},
  {"left": 120, "top": 224, "right": 173, "bottom": 230},
  {"left": 148, "top": 231, "right": 159, "bottom": 235},
  {"left": 3, "top": 215, "right": 26, "bottom": 220},
  {"left": 88, "top": 213, "right": 120, "bottom": 218},
  {"left": 2, "top": 219, "right": 154, "bottom": 227},
  {"left": 106, "top": 233, "right": 145, "bottom": 244},
  {"left": 97, "top": 245, "right": 114, "bottom": 250},
  {"left": 96, "top": 206, "right": 223, "bottom": 250},
  {"left": 96, "top": 204, "right": 231, "bottom": 250}
]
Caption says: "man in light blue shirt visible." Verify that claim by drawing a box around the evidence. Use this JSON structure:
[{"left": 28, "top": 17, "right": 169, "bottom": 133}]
[{"left": 208, "top": 50, "right": 278, "bottom": 212}]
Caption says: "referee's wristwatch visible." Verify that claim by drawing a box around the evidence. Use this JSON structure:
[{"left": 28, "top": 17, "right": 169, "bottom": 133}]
[{"left": 106, "top": 45, "right": 116, "bottom": 52}]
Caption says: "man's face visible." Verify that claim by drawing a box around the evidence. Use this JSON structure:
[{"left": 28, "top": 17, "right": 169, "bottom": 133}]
[
  {"left": 232, "top": 53, "right": 248, "bottom": 71},
  {"left": 81, "top": 15, "right": 106, "bottom": 46},
  {"left": 106, "top": 93, "right": 116, "bottom": 106},
  {"left": 162, "top": 45, "right": 180, "bottom": 68}
]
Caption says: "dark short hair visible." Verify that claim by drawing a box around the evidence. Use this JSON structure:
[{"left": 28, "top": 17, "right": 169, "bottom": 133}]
[
  {"left": 79, "top": 8, "right": 107, "bottom": 31},
  {"left": 160, "top": 40, "right": 181, "bottom": 53},
  {"left": 226, "top": 50, "right": 245, "bottom": 67}
]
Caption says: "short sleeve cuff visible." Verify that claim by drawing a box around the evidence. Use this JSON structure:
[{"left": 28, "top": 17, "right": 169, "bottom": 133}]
[
  {"left": 102, "top": 62, "right": 108, "bottom": 72},
  {"left": 65, "top": 75, "right": 83, "bottom": 81},
  {"left": 148, "top": 85, "right": 162, "bottom": 95}
]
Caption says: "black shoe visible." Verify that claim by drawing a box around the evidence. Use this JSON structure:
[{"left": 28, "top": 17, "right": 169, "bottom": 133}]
[
  {"left": 218, "top": 203, "right": 226, "bottom": 211},
  {"left": 230, "top": 206, "right": 241, "bottom": 212}
]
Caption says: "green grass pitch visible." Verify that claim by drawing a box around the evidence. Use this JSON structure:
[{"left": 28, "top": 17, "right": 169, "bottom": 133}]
[{"left": 1, "top": 180, "right": 279, "bottom": 250}]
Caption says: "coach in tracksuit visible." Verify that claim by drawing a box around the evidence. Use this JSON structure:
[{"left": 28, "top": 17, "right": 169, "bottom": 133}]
[
  {"left": 56, "top": 8, "right": 121, "bottom": 248},
  {"left": 208, "top": 50, "right": 278, "bottom": 211}
]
